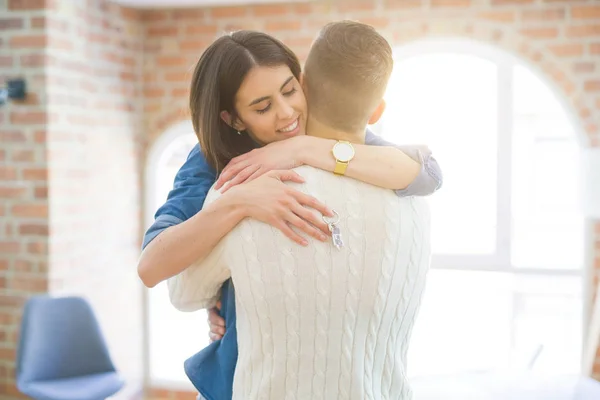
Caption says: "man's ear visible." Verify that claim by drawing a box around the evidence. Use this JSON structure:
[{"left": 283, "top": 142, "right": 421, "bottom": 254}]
[
  {"left": 368, "top": 99, "right": 386, "bottom": 125},
  {"left": 220, "top": 110, "right": 246, "bottom": 131},
  {"left": 299, "top": 73, "right": 308, "bottom": 98}
]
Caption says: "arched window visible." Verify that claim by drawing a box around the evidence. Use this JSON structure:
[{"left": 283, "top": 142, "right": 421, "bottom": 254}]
[
  {"left": 145, "top": 121, "right": 206, "bottom": 386},
  {"left": 374, "top": 39, "right": 584, "bottom": 377}
]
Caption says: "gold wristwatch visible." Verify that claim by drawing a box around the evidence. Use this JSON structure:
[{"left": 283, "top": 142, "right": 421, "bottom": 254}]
[{"left": 332, "top": 140, "right": 355, "bottom": 176}]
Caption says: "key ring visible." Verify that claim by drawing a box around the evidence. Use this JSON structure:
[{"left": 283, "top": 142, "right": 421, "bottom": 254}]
[{"left": 322, "top": 209, "right": 340, "bottom": 226}]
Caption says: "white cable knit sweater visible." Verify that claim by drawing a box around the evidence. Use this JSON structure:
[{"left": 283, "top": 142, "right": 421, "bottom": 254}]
[{"left": 168, "top": 166, "right": 432, "bottom": 400}]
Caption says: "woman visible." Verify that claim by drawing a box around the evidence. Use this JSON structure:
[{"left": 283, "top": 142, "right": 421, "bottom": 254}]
[{"left": 138, "top": 29, "right": 441, "bottom": 400}]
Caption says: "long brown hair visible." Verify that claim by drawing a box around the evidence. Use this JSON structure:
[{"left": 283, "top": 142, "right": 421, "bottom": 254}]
[{"left": 189, "top": 30, "right": 301, "bottom": 174}]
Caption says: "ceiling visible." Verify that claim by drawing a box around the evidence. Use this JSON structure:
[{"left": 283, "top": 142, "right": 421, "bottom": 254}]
[{"left": 110, "top": 0, "right": 310, "bottom": 9}]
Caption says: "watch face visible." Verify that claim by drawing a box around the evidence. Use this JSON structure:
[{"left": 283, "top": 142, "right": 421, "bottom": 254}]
[{"left": 334, "top": 142, "right": 355, "bottom": 162}]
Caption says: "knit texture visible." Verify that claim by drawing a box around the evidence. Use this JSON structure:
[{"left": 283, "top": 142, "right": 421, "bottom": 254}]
[{"left": 168, "top": 166, "right": 432, "bottom": 400}]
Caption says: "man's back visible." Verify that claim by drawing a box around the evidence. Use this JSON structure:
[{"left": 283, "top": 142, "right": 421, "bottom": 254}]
[{"left": 207, "top": 165, "right": 431, "bottom": 399}]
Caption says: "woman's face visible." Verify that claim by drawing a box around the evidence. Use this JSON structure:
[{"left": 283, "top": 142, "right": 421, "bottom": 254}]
[{"left": 227, "top": 64, "right": 308, "bottom": 145}]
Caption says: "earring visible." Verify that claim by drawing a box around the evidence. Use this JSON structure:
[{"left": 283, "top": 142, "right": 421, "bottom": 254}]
[{"left": 236, "top": 130, "right": 241, "bottom": 135}]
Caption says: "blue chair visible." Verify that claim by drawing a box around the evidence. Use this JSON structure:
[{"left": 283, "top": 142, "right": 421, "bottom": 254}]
[{"left": 16, "top": 295, "right": 125, "bottom": 400}]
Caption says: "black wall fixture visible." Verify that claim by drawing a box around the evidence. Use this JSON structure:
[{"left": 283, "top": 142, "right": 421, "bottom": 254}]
[{"left": 0, "top": 78, "right": 27, "bottom": 106}]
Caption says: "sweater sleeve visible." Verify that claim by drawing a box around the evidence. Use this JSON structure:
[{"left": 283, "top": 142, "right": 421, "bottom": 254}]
[{"left": 167, "top": 239, "right": 231, "bottom": 312}]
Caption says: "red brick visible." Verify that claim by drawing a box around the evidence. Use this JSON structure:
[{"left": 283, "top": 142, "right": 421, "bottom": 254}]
[
  {"left": 0, "top": 167, "right": 17, "bottom": 180},
  {"left": 590, "top": 43, "right": 600, "bottom": 55},
  {"left": 10, "top": 111, "right": 46, "bottom": 125},
  {"left": 144, "top": 88, "right": 165, "bottom": 98},
  {"left": 0, "top": 260, "right": 8, "bottom": 271},
  {"left": 548, "top": 43, "right": 584, "bottom": 57},
  {"left": 34, "top": 186, "right": 47, "bottom": 199},
  {"left": 572, "top": 6, "right": 600, "bottom": 19},
  {"left": 359, "top": 17, "right": 391, "bottom": 29},
  {"left": 22, "top": 168, "right": 46, "bottom": 181},
  {"left": 431, "top": 0, "right": 470, "bottom": 6},
  {"left": 30, "top": 16, "right": 44, "bottom": 28},
  {"left": 18, "top": 223, "right": 48, "bottom": 236},
  {"left": 477, "top": 11, "right": 516, "bottom": 22},
  {"left": 11, "top": 204, "right": 48, "bottom": 218},
  {"left": 0, "top": 187, "right": 27, "bottom": 198},
  {"left": 522, "top": 8, "right": 565, "bottom": 21},
  {"left": 172, "top": 9, "right": 204, "bottom": 20},
  {"left": 574, "top": 62, "right": 595, "bottom": 74},
  {"left": 26, "top": 241, "right": 47, "bottom": 255},
  {"left": 171, "top": 87, "right": 188, "bottom": 98},
  {"left": 164, "top": 72, "right": 189, "bottom": 83},
  {"left": 0, "top": 242, "right": 19, "bottom": 254},
  {"left": 20, "top": 53, "right": 45, "bottom": 67},
  {"left": 337, "top": 1, "right": 376, "bottom": 12},
  {"left": 185, "top": 25, "right": 218, "bottom": 35},
  {"left": 265, "top": 21, "right": 302, "bottom": 32},
  {"left": 0, "top": 130, "right": 25, "bottom": 143},
  {"left": 387, "top": 0, "right": 424, "bottom": 8},
  {"left": 253, "top": 4, "right": 290, "bottom": 16},
  {"left": 520, "top": 27, "right": 559, "bottom": 39},
  {"left": 34, "top": 130, "right": 46, "bottom": 143},
  {"left": 210, "top": 6, "right": 247, "bottom": 18},
  {"left": 14, "top": 260, "right": 34, "bottom": 273},
  {"left": 11, "top": 277, "right": 47, "bottom": 292},
  {"left": 156, "top": 56, "right": 188, "bottom": 67},
  {"left": 141, "top": 10, "right": 168, "bottom": 22},
  {"left": 585, "top": 81, "right": 600, "bottom": 92},
  {"left": 493, "top": 0, "right": 534, "bottom": 4},
  {"left": 0, "top": 18, "right": 24, "bottom": 30},
  {"left": 8, "top": 0, "right": 46, "bottom": 10},
  {"left": 566, "top": 25, "right": 600, "bottom": 38},
  {"left": 147, "top": 26, "right": 178, "bottom": 37},
  {"left": 179, "top": 40, "right": 209, "bottom": 51},
  {"left": 11, "top": 150, "right": 35, "bottom": 163},
  {"left": 10, "top": 35, "right": 46, "bottom": 48}
]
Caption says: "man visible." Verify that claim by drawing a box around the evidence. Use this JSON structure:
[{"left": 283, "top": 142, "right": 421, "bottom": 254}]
[{"left": 167, "top": 21, "right": 433, "bottom": 399}]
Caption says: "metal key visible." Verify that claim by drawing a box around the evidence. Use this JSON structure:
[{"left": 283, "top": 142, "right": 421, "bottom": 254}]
[{"left": 323, "top": 210, "right": 343, "bottom": 250}]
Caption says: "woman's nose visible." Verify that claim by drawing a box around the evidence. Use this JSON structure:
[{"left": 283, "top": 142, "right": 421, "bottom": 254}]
[{"left": 277, "top": 101, "right": 294, "bottom": 120}]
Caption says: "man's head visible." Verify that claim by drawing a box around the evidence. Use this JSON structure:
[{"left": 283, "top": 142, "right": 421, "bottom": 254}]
[{"left": 303, "top": 20, "right": 393, "bottom": 134}]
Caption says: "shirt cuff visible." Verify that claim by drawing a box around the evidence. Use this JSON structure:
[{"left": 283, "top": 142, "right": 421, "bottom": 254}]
[
  {"left": 142, "top": 214, "right": 184, "bottom": 250},
  {"left": 394, "top": 149, "right": 442, "bottom": 197}
]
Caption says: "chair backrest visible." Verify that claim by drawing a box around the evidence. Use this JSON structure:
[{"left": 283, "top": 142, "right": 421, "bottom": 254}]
[{"left": 16, "top": 295, "right": 117, "bottom": 384}]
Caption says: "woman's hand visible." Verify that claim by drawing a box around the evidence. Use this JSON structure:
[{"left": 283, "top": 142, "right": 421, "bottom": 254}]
[
  {"left": 208, "top": 301, "right": 225, "bottom": 342},
  {"left": 215, "top": 136, "right": 307, "bottom": 192},
  {"left": 226, "top": 169, "right": 333, "bottom": 246}
]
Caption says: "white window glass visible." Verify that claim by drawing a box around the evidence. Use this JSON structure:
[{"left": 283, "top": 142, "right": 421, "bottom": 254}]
[
  {"left": 380, "top": 53, "right": 498, "bottom": 255},
  {"left": 148, "top": 133, "right": 210, "bottom": 385}
]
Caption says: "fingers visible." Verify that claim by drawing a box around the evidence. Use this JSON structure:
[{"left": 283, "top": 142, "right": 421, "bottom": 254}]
[
  {"left": 293, "top": 205, "right": 331, "bottom": 238},
  {"left": 270, "top": 170, "right": 305, "bottom": 184},
  {"left": 287, "top": 208, "right": 329, "bottom": 242},
  {"left": 274, "top": 220, "right": 308, "bottom": 246},
  {"left": 221, "top": 165, "right": 261, "bottom": 193},
  {"left": 207, "top": 307, "right": 225, "bottom": 340},
  {"left": 292, "top": 191, "right": 333, "bottom": 217},
  {"left": 216, "top": 162, "right": 248, "bottom": 190}
]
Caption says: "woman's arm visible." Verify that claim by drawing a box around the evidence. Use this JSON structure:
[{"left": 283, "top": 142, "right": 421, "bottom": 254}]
[
  {"left": 138, "top": 189, "right": 244, "bottom": 288},
  {"left": 300, "top": 136, "right": 421, "bottom": 191},
  {"left": 138, "top": 170, "right": 332, "bottom": 288},
  {"left": 215, "top": 132, "right": 443, "bottom": 196}
]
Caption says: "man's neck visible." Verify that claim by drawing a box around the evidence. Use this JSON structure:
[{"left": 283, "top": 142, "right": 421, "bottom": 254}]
[{"left": 305, "top": 116, "right": 366, "bottom": 144}]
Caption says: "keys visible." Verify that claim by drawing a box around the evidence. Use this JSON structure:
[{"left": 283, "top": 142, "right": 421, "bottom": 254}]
[{"left": 323, "top": 210, "right": 343, "bottom": 250}]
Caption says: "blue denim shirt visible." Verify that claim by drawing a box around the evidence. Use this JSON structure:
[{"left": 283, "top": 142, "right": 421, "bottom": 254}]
[{"left": 142, "top": 131, "right": 442, "bottom": 400}]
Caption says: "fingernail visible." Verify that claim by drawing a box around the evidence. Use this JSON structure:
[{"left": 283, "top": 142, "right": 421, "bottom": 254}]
[
  {"left": 319, "top": 234, "right": 327, "bottom": 241},
  {"left": 302, "top": 240, "right": 309, "bottom": 246}
]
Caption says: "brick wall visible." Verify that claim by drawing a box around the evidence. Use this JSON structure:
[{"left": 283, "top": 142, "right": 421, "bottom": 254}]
[
  {"left": 141, "top": 0, "right": 599, "bottom": 397},
  {"left": 1, "top": 0, "right": 51, "bottom": 397},
  {"left": 1, "top": 0, "right": 599, "bottom": 399},
  {"left": 1, "top": 0, "right": 144, "bottom": 398},
  {"left": 45, "top": 0, "right": 145, "bottom": 394}
]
